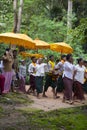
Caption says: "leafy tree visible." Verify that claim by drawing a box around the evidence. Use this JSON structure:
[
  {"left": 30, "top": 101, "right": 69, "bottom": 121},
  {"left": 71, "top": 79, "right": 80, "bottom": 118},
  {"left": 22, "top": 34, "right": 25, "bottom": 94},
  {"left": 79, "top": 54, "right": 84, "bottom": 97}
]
[
  {"left": 0, "top": 0, "right": 87, "bottom": 59},
  {"left": 28, "top": 15, "right": 67, "bottom": 42},
  {"left": 0, "top": 0, "right": 13, "bottom": 32},
  {"left": 13, "top": 0, "right": 24, "bottom": 33},
  {"left": 67, "top": 18, "right": 87, "bottom": 59}
]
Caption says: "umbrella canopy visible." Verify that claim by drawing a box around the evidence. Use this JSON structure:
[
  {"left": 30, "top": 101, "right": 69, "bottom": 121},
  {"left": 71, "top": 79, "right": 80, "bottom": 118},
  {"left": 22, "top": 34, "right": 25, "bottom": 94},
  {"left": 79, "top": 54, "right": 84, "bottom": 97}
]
[
  {"left": 0, "top": 32, "right": 35, "bottom": 49},
  {"left": 50, "top": 42, "right": 73, "bottom": 54},
  {"left": 20, "top": 52, "right": 44, "bottom": 58},
  {"left": 33, "top": 38, "right": 50, "bottom": 49}
]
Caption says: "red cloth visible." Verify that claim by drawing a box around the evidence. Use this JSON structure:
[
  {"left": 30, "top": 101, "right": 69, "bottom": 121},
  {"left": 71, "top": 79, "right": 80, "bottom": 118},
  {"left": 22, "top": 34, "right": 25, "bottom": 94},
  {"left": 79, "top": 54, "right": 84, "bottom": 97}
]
[{"left": 0, "top": 75, "right": 5, "bottom": 94}]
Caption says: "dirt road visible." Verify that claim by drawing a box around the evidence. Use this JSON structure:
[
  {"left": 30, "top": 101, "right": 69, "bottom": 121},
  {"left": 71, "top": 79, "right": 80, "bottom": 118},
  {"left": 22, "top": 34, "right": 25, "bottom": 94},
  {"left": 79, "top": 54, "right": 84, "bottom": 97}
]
[{"left": 25, "top": 86, "right": 87, "bottom": 111}]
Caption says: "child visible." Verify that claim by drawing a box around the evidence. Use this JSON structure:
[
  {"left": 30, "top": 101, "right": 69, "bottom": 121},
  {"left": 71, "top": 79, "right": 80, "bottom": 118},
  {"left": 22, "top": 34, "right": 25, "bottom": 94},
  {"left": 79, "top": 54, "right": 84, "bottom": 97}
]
[{"left": 18, "top": 60, "right": 26, "bottom": 93}]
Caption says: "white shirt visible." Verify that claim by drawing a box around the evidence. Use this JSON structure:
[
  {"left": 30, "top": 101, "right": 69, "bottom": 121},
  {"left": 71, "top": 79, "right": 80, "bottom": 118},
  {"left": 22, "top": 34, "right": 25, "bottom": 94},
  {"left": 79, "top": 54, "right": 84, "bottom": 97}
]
[
  {"left": 36, "top": 63, "right": 46, "bottom": 77},
  {"left": 74, "top": 64, "right": 86, "bottom": 84},
  {"left": 55, "top": 61, "right": 64, "bottom": 75},
  {"left": 28, "top": 63, "right": 36, "bottom": 76},
  {"left": 63, "top": 61, "right": 75, "bottom": 80},
  {"left": 19, "top": 65, "right": 26, "bottom": 77}
]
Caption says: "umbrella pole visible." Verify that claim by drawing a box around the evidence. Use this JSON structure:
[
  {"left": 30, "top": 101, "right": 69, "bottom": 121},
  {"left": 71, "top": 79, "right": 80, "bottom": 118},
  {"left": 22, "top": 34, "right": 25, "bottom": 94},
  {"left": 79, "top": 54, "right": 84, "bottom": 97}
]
[
  {"left": 60, "top": 51, "right": 62, "bottom": 57},
  {"left": 35, "top": 49, "right": 38, "bottom": 53},
  {"left": 10, "top": 44, "right": 16, "bottom": 49}
]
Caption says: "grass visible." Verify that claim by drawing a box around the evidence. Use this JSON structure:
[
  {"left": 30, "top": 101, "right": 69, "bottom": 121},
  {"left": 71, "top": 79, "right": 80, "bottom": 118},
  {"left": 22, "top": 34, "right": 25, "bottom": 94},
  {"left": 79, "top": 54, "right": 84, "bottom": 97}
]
[
  {"left": 16, "top": 106, "right": 87, "bottom": 130},
  {"left": 0, "top": 92, "right": 33, "bottom": 105},
  {"left": 0, "top": 92, "right": 87, "bottom": 130}
]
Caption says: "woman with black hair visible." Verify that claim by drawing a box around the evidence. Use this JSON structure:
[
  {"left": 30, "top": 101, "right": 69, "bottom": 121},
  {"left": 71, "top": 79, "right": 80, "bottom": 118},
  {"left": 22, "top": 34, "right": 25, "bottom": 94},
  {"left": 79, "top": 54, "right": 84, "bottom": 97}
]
[
  {"left": 62, "top": 54, "right": 74, "bottom": 104},
  {"left": 73, "top": 58, "right": 86, "bottom": 103}
]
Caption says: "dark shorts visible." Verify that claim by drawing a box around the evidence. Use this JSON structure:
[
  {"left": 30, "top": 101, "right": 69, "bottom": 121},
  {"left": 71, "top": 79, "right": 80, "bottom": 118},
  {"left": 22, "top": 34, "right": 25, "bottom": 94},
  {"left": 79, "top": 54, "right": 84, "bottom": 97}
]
[{"left": 44, "top": 74, "right": 57, "bottom": 92}]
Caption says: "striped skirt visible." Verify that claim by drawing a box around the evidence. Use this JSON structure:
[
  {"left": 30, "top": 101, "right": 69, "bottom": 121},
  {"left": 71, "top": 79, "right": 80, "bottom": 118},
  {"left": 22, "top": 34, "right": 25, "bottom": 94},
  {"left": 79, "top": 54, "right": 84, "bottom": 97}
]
[
  {"left": 63, "top": 77, "right": 73, "bottom": 100},
  {"left": 73, "top": 81, "right": 85, "bottom": 100},
  {"left": 18, "top": 76, "right": 26, "bottom": 93}
]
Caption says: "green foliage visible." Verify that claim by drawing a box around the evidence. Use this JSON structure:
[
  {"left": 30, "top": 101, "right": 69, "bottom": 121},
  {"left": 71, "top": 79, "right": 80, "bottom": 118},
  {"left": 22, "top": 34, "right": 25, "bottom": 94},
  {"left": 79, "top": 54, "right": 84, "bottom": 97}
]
[
  {"left": 0, "top": 92, "right": 32, "bottom": 105},
  {"left": 28, "top": 15, "right": 67, "bottom": 42},
  {"left": 19, "top": 106, "right": 87, "bottom": 130},
  {"left": 0, "top": 44, "right": 9, "bottom": 59},
  {"left": 67, "top": 18, "right": 87, "bottom": 59},
  {"left": 0, "top": 0, "right": 13, "bottom": 32},
  {"left": 0, "top": 106, "right": 3, "bottom": 113},
  {"left": 0, "top": 0, "right": 87, "bottom": 59}
]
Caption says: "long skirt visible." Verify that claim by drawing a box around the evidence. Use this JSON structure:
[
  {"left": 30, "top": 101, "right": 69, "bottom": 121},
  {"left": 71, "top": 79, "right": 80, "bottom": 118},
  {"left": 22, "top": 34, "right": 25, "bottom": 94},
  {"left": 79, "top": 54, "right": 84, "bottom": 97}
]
[
  {"left": 63, "top": 77, "right": 73, "bottom": 100},
  {"left": 29, "top": 75, "right": 36, "bottom": 91},
  {"left": 18, "top": 76, "right": 26, "bottom": 93},
  {"left": 35, "top": 76, "right": 44, "bottom": 93},
  {"left": 0, "top": 75, "right": 5, "bottom": 94},
  {"left": 73, "top": 81, "right": 85, "bottom": 100},
  {"left": 2, "top": 71, "right": 14, "bottom": 93}
]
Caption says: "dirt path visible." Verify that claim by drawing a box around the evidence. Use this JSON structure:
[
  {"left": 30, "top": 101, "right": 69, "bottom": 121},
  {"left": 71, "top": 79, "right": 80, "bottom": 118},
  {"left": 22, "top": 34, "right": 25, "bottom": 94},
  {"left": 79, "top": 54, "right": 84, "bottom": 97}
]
[{"left": 19, "top": 86, "right": 87, "bottom": 111}]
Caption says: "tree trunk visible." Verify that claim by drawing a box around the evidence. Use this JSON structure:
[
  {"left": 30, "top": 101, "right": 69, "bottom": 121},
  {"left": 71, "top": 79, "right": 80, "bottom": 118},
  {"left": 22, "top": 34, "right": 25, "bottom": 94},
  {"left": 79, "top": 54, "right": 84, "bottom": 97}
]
[
  {"left": 13, "top": 0, "right": 18, "bottom": 33},
  {"left": 16, "top": 0, "right": 23, "bottom": 33},
  {"left": 67, "top": 0, "right": 73, "bottom": 29}
]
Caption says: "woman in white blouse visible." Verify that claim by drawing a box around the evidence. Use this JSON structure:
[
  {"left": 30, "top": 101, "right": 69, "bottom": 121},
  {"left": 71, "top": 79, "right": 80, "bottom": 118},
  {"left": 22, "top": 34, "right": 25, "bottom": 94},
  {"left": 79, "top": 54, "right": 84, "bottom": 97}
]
[
  {"left": 63, "top": 54, "right": 75, "bottom": 104},
  {"left": 73, "top": 58, "right": 86, "bottom": 103}
]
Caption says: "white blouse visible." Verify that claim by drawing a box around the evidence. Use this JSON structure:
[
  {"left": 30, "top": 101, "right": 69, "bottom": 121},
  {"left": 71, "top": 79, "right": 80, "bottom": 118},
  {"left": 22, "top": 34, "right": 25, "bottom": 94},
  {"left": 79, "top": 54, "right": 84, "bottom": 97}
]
[
  {"left": 74, "top": 64, "right": 86, "bottom": 84},
  {"left": 63, "top": 61, "right": 75, "bottom": 80},
  {"left": 19, "top": 65, "right": 26, "bottom": 77},
  {"left": 28, "top": 63, "right": 36, "bottom": 76},
  {"left": 35, "top": 63, "right": 47, "bottom": 77}
]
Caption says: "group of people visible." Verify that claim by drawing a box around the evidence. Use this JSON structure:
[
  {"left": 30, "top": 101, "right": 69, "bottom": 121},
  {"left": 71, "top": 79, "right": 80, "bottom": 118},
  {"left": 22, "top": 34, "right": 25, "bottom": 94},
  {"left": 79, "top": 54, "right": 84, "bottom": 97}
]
[
  {"left": 0, "top": 48, "right": 26, "bottom": 94},
  {"left": 0, "top": 48, "right": 87, "bottom": 105},
  {"left": 27, "top": 54, "right": 87, "bottom": 104}
]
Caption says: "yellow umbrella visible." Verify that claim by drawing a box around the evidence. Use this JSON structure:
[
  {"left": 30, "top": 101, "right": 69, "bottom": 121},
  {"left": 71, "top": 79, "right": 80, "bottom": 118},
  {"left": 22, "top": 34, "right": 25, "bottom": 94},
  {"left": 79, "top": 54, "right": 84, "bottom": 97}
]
[
  {"left": 50, "top": 42, "right": 73, "bottom": 54},
  {"left": 33, "top": 38, "right": 50, "bottom": 49},
  {"left": 20, "top": 52, "right": 44, "bottom": 58},
  {"left": 0, "top": 32, "right": 35, "bottom": 49}
]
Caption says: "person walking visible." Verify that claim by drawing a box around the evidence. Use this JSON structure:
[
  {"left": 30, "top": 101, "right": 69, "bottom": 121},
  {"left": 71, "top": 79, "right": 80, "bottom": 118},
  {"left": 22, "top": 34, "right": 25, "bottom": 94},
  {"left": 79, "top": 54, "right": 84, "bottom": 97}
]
[
  {"left": 43, "top": 55, "right": 57, "bottom": 98},
  {"left": 28, "top": 57, "right": 37, "bottom": 95},
  {"left": 62, "top": 54, "right": 74, "bottom": 104},
  {"left": 35, "top": 58, "right": 47, "bottom": 98},
  {"left": 18, "top": 60, "right": 26, "bottom": 93},
  {"left": 73, "top": 58, "right": 86, "bottom": 103}
]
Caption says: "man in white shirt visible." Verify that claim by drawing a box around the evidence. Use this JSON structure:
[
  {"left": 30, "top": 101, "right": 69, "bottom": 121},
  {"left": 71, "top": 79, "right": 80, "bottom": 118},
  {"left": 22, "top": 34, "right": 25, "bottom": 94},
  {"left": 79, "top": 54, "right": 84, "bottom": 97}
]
[
  {"left": 35, "top": 58, "right": 47, "bottom": 98},
  {"left": 43, "top": 55, "right": 57, "bottom": 98}
]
